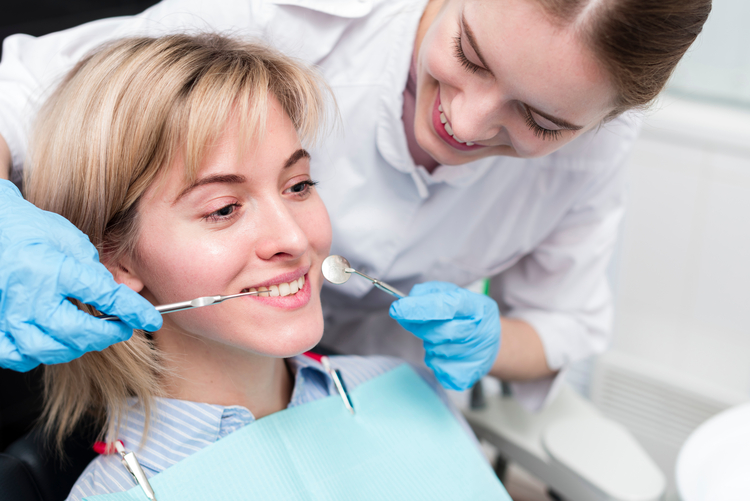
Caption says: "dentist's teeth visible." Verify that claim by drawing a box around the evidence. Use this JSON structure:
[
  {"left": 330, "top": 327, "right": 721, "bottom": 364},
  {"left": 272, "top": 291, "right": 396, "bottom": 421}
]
[
  {"left": 466, "top": 142, "right": 474, "bottom": 146},
  {"left": 290, "top": 280, "right": 299, "bottom": 294},
  {"left": 258, "top": 286, "right": 269, "bottom": 297},
  {"left": 444, "top": 122, "right": 453, "bottom": 136},
  {"left": 440, "top": 113, "right": 447, "bottom": 124},
  {"left": 438, "top": 104, "right": 443, "bottom": 112},
  {"left": 268, "top": 285, "right": 279, "bottom": 297},
  {"left": 278, "top": 282, "right": 291, "bottom": 297},
  {"left": 299, "top": 276, "right": 305, "bottom": 288}
]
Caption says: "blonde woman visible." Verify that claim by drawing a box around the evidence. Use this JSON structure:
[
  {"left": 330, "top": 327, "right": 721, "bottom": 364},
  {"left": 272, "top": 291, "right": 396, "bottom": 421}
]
[{"left": 24, "top": 34, "right": 473, "bottom": 500}]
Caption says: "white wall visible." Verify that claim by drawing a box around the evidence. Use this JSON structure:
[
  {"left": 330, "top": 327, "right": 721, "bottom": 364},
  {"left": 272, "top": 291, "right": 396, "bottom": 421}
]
[
  {"left": 611, "top": 95, "right": 750, "bottom": 398},
  {"left": 669, "top": 0, "right": 750, "bottom": 106},
  {"left": 597, "top": 95, "right": 750, "bottom": 498}
]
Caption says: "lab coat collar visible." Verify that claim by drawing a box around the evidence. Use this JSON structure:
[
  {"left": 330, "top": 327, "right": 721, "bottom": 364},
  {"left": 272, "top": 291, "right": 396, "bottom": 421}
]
[{"left": 271, "top": 0, "right": 373, "bottom": 18}]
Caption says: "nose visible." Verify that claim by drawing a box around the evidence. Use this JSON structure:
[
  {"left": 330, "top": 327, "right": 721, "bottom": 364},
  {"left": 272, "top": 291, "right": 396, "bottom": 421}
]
[
  {"left": 254, "top": 199, "right": 308, "bottom": 262},
  {"left": 448, "top": 88, "right": 507, "bottom": 143}
]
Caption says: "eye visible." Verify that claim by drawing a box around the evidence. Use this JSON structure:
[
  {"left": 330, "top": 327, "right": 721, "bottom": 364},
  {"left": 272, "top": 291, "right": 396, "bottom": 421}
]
[
  {"left": 453, "top": 34, "right": 486, "bottom": 75},
  {"left": 284, "top": 179, "right": 318, "bottom": 198},
  {"left": 204, "top": 202, "right": 241, "bottom": 222},
  {"left": 522, "top": 106, "right": 564, "bottom": 141}
]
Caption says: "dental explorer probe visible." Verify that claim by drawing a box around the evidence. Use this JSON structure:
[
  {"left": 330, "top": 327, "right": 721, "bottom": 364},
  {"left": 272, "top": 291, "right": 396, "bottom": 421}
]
[
  {"left": 322, "top": 255, "right": 406, "bottom": 298},
  {"left": 95, "top": 290, "right": 265, "bottom": 321}
]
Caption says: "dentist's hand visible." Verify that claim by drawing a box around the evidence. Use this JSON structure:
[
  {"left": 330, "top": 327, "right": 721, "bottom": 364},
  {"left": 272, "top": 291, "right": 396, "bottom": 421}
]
[
  {"left": 389, "top": 281, "right": 501, "bottom": 391},
  {"left": 0, "top": 180, "right": 162, "bottom": 372}
]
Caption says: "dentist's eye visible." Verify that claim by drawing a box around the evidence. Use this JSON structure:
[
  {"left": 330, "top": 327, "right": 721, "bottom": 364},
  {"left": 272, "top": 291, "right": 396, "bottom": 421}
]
[
  {"left": 522, "top": 106, "right": 564, "bottom": 141},
  {"left": 204, "top": 202, "right": 241, "bottom": 222},
  {"left": 453, "top": 34, "right": 486, "bottom": 75},
  {"left": 285, "top": 179, "right": 318, "bottom": 198}
]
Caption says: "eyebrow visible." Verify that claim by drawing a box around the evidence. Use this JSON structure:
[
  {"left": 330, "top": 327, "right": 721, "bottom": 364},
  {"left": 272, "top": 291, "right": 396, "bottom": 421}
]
[
  {"left": 462, "top": 13, "right": 584, "bottom": 132},
  {"left": 174, "top": 174, "right": 247, "bottom": 203},
  {"left": 174, "top": 148, "right": 311, "bottom": 203},
  {"left": 283, "top": 148, "right": 310, "bottom": 169}
]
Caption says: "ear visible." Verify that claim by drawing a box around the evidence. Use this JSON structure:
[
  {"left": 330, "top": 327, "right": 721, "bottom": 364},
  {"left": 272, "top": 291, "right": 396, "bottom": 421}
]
[{"left": 103, "top": 253, "right": 146, "bottom": 293}]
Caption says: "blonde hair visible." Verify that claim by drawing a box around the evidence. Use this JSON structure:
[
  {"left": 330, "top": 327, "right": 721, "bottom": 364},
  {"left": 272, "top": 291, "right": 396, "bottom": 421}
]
[{"left": 23, "top": 33, "right": 331, "bottom": 451}]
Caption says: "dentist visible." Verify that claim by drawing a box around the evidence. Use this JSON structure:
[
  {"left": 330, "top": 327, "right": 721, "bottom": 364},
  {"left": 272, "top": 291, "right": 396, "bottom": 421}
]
[{"left": 0, "top": 0, "right": 710, "bottom": 409}]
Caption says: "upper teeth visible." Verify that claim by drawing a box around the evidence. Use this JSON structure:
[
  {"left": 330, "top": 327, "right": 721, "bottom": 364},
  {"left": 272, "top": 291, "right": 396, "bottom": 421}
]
[
  {"left": 244, "top": 276, "right": 305, "bottom": 297},
  {"left": 439, "top": 111, "right": 473, "bottom": 146}
]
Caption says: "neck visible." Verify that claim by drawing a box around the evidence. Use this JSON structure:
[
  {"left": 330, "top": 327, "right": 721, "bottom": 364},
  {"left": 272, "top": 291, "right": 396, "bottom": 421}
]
[{"left": 156, "top": 327, "right": 293, "bottom": 419}]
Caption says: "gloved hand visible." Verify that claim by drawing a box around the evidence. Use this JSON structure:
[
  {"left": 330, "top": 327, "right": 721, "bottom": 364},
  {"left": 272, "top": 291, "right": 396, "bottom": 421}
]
[
  {"left": 0, "top": 180, "right": 162, "bottom": 372},
  {"left": 389, "top": 281, "right": 501, "bottom": 391}
]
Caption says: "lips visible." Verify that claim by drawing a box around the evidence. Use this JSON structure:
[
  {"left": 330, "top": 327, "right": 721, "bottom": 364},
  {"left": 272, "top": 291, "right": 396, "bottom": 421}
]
[{"left": 432, "top": 94, "right": 486, "bottom": 152}]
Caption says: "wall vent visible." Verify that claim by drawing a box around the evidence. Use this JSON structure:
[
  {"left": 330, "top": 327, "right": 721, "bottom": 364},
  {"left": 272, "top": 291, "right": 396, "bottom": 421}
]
[
  {"left": 591, "top": 351, "right": 748, "bottom": 495},
  {"left": 593, "top": 352, "right": 746, "bottom": 447}
]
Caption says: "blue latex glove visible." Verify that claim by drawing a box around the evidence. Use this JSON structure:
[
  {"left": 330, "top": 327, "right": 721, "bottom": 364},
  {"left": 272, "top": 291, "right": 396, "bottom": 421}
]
[
  {"left": 0, "top": 180, "right": 162, "bottom": 372},
  {"left": 389, "top": 281, "right": 501, "bottom": 391}
]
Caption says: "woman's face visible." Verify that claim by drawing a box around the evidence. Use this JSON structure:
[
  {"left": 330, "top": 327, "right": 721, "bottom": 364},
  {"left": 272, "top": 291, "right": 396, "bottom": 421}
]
[
  {"left": 414, "top": 0, "right": 617, "bottom": 164},
  {"left": 120, "top": 98, "right": 331, "bottom": 358}
]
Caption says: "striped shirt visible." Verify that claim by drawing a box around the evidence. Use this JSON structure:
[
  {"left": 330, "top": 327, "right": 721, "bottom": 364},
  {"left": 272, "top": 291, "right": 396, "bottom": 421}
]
[{"left": 66, "top": 354, "right": 472, "bottom": 501}]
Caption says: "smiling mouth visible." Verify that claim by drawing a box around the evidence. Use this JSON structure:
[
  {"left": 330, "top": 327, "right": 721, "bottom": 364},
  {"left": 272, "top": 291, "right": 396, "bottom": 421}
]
[
  {"left": 438, "top": 105, "right": 475, "bottom": 146},
  {"left": 432, "top": 95, "right": 486, "bottom": 152},
  {"left": 241, "top": 276, "right": 305, "bottom": 298}
]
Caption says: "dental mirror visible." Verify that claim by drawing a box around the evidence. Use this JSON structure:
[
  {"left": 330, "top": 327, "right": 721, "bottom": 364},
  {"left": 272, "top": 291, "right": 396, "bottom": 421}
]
[
  {"left": 322, "top": 255, "right": 353, "bottom": 285},
  {"left": 322, "top": 255, "right": 406, "bottom": 298}
]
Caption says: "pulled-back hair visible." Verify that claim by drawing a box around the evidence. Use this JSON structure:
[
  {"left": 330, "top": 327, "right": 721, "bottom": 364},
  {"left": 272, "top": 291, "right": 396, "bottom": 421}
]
[
  {"left": 24, "top": 33, "right": 332, "bottom": 451},
  {"left": 537, "top": 0, "right": 712, "bottom": 118}
]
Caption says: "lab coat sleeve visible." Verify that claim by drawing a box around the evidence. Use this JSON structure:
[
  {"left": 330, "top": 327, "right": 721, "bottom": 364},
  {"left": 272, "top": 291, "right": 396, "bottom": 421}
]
[
  {"left": 0, "top": 0, "right": 264, "bottom": 182},
  {"left": 498, "top": 120, "right": 637, "bottom": 412},
  {"left": 0, "top": 18, "right": 131, "bottom": 183}
]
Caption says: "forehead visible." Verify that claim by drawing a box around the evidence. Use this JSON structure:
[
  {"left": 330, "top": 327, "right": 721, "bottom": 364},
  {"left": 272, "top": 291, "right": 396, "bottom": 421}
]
[{"left": 461, "top": 0, "right": 615, "bottom": 123}]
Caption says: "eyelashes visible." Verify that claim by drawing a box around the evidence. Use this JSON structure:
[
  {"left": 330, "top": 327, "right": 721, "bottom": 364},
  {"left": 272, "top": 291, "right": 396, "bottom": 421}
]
[
  {"left": 453, "top": 34, "right": 484, "bottom": 74},
  {"left": 523, "top": 107, "right": 564, "bottom": 141},
  {"left": 287, "top": 179, "right": 318, "bottom": 197},
  {"left": 203, "top": 180, "right": 319, "bottom": 223},
  {"left": 205, "top": 202, "right": 241, "bottom": 222}
]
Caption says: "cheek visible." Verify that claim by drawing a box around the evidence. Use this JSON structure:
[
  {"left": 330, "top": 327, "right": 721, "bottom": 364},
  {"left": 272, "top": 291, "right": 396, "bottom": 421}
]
[
  {"left": 303, "top": 199, "right": 332, "bottom": 262},
  {"left": 135, "top": 224, "right": 245, "bottom": 303},
  {"left": 513, "top": 132, "right": 580, "bottom": 158},
  {"left": 423, "top": 27, "right": 457, "bottom": 86}
]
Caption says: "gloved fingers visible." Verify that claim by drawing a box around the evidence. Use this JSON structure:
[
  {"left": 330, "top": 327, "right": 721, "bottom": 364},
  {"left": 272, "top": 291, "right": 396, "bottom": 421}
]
[
  {"left": 390, "top": 289, "right": 470, "bottom": 323},
  {"left": 424, "top": 355, "right": 482, "bottom": 391},
  {"left": 58, "top": 256, "right": 162, "bottom": 332},
  {"left": 420, "top": 325, "right": 500, "bottom": 357},
  {"left": 395, "top": 318, "right": 479, "bottom": 343},
  {"left": 38, "top": 299, "right": 135, "bottom": 353},
  {"left": 390, "top": 287, "right": 495, "bottom": 324},
  {"left": 0, "top": 179, "right": 23, "bottom": 198},
  {"left": 0, "top": 334, "right": 39, "bottom": 372},
  {"left": 10, "top": 321, "right": 86, "bottom": 366}
]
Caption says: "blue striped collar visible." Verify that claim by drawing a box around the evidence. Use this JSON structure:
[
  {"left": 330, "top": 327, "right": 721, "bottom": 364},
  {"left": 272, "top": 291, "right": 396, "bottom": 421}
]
[{"left": 118, "top": 354, "right": 336, "bottom": 474}]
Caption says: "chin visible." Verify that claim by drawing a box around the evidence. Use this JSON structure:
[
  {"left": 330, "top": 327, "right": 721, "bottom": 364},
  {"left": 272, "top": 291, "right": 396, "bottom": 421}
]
[{"left": 254, "top": 317, "right": 325, "bottom": 358}]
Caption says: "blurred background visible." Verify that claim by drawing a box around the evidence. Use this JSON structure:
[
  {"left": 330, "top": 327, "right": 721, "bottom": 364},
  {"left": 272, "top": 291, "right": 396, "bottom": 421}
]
[{"left": 2, "top": 1, "right": 749, "bottom": 500}]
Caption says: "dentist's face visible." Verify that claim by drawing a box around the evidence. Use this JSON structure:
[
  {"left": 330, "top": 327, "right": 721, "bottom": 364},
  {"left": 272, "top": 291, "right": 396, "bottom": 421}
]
[
  {"left": 125, "top": 97, "right": 331, "bottom": 357},
  {"left": 414, "top": 0, "right": 617, "bottom": 164}
]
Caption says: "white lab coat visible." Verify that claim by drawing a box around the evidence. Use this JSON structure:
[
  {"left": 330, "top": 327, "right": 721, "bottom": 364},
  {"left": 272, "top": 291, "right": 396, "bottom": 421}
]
[{"left": 0, "top": 0, "right": 640, "bottom": 410}]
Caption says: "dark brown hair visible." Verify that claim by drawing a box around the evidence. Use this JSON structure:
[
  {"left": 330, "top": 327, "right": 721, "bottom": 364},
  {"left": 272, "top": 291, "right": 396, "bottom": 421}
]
[{"left": 537, "top": 0, "right": 712, "bottom": 118}]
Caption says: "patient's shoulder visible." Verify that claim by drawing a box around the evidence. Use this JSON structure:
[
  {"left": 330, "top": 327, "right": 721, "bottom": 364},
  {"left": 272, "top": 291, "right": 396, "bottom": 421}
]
[{"left": 66, "top": 453, "right": 141, "bottom": 501}]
